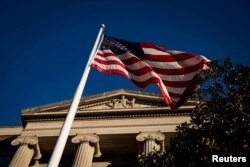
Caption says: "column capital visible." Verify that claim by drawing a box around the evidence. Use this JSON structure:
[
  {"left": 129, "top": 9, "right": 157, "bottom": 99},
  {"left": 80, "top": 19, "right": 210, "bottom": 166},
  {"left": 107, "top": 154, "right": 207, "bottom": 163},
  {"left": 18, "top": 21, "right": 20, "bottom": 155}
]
[
  {"left": 72, "top": 134, "right": 101, "bottom": 157},
  {"left": 72, "top": 134, "right": 99, "bottom": 144},
  {"left": 11, "top": 136, "right": 42, "bottom": 160},
  {"left": 136, "top": 132, "right": 165, "bottom": 142},
  {"left": 136, "top": 132, "right": 165, "bottom": 156},
  {"left": 11, "top": 136, "right": 38, "bottom": 146}
]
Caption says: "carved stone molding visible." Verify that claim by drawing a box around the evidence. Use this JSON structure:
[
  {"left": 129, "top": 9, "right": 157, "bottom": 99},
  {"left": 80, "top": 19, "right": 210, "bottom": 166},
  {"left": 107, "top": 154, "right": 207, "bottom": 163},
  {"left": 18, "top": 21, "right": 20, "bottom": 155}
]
[
  {"left": 76, "top": 95, "right": 138, "bottom": 111},
  {"left": 105, "top": 95, "right": 136, "bottom": 109}
]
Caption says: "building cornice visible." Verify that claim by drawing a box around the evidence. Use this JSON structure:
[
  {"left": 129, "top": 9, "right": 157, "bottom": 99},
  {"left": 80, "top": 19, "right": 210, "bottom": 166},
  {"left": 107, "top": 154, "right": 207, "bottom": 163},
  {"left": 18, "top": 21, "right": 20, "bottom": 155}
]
[
  {"left": 22, "top": 108, "right": 192, "bottom": 124},
  {"left": 21, "top": 89, "right": 196, "bottom": 125}
]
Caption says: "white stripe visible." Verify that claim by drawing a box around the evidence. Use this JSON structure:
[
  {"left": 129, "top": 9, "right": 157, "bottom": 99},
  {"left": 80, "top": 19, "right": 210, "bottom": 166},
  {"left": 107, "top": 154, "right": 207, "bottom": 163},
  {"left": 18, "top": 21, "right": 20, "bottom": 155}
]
[
  {"left": 118, "top": 53, "right": 136, "bottom": 60},
  {"left": 143, "top": 48, "right": 196, "bottom": 57},
  {"left": 125, "top": 60, "right": 148, "bottom": 70},
  {"left": 92, "top": 61, "right": 131, "bottom": 79},
  {"left": 203, "top": 64, "right": 209, "bottom": 70},
  {"left": 168, "top": 50, "right": 186, "bottom": 54},
  {"left": 145, "top": 56, "right": 203, "bottom": 69},
  {"left": 142, "top": 48, "right": 171, "bottom": 56},
  {"left": 166, "top": 86, "right": 186, "bottom": 94},
  {"left": 142, "top": 48, "right": 191, "bottom": 56}
]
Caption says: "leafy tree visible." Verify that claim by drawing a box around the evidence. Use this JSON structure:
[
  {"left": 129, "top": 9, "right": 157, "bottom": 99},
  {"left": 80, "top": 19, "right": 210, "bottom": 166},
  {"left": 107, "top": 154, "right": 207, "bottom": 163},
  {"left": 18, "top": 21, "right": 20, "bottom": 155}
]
[{"left": 139, "top": 57, "right": 250, "bottom": 167}]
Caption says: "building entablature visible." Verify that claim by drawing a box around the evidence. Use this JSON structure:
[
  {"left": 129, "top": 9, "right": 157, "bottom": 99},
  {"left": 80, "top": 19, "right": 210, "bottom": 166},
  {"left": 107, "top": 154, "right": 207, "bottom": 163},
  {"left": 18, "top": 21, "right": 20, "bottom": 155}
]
[{"left": 21, "top": 89, "right": 195, "bottom": 125}]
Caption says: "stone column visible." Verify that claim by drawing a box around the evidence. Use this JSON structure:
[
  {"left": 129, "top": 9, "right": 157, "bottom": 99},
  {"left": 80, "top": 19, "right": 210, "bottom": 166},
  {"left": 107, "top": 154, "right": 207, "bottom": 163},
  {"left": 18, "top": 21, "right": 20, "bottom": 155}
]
[
  {"left": 136, "top": 132, "right": 165, "bottom": 156},
  {"left": 72, "top": 134, "right": 101, "bottom": 167},
  {"left": 9, "top": 136, "right": 42, "bottom": 167}
]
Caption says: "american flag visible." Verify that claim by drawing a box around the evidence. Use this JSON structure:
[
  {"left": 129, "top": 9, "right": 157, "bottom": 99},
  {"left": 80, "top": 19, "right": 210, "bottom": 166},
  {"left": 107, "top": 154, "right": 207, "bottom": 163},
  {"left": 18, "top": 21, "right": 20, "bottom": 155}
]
[{"left": 91, "top": 36, "right": 210, "bottom": 108}]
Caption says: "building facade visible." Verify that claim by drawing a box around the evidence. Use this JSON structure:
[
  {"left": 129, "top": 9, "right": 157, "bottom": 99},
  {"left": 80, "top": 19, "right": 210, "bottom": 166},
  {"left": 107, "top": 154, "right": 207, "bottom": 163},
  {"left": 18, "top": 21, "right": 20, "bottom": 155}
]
[{"left": 0, "top": 89, "right": 194, "bottom": 167}]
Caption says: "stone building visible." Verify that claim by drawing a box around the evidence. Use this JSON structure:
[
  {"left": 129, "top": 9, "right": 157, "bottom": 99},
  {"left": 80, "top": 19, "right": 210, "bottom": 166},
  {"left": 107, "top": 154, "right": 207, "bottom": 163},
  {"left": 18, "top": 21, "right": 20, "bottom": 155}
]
[{"left": 0, "top": 89, "right": 194, "bottom": 167}]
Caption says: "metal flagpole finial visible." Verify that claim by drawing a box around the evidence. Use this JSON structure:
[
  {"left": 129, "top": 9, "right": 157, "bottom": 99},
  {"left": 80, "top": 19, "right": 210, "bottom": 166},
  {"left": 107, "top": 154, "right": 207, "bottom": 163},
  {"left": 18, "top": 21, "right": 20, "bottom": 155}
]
[{"left": 100, "top": 24, "right": 105, "bottom": 28}]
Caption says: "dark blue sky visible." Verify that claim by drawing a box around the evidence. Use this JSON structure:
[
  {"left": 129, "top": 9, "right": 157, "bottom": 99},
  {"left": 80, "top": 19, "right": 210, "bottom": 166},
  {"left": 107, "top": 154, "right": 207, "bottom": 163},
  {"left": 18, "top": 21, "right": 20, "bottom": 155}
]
[{"left": 0, "top": 0, "right": 249, "bottom": 126}]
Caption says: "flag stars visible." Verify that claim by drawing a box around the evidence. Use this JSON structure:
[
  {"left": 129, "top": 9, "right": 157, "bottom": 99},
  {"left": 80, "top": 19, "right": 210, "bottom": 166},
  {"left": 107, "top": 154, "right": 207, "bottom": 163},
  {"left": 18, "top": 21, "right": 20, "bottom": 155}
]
[{"left": 101, "top": 37, "right": 129, "bottom": 54}]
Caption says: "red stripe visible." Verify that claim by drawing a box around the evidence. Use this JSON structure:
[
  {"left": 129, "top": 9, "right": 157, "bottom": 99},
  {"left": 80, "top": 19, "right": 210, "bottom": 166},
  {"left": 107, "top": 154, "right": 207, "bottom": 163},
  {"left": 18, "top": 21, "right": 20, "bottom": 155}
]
[
  {"left": 127, "top": 66, "right": 154, "bottom": 76},
  {"left": 120, "top": 56, "right": 142, "bottom": 65},
  {"left": 144, "top": 53, "right": 198, "bottom": 62},
  {"left": 131, "top": 77, "right": 162, "bottom": 88}
]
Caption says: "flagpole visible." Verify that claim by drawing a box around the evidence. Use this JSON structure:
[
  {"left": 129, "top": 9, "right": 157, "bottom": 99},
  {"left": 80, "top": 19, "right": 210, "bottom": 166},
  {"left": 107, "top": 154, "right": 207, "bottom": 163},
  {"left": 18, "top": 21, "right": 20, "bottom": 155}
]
[{"left": 48, "top": 24, "right": 105, "bottom": 167}]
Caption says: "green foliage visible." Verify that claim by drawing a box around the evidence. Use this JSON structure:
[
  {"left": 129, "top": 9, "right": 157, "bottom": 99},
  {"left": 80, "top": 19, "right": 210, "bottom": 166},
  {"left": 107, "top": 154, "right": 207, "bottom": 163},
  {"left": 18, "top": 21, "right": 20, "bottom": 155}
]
[
  {"left": 138, "top": 151, "right": 174, "bottom": 167},
  {"left": 139, "top": 57, "right": 250, "bottom": 167}
]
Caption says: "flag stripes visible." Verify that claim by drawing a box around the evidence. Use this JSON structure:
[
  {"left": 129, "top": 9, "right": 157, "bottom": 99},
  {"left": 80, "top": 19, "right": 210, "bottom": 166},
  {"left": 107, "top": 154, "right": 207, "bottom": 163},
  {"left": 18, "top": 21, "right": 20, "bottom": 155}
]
[{"left": 91, "top": 36, "right": 209, "bottom": 108}]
